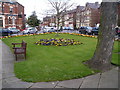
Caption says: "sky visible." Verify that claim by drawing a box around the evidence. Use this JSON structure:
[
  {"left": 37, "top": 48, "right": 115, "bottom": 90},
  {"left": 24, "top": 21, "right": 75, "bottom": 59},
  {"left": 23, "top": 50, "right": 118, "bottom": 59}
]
[{"left": 17, "top": 0, "right": 102, "bottom": 20}]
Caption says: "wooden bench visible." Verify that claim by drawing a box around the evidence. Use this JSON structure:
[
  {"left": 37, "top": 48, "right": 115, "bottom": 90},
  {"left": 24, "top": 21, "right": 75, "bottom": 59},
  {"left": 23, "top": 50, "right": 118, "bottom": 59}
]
[{"left": 12, "top": 40, "right": 27, "bottom": 61}]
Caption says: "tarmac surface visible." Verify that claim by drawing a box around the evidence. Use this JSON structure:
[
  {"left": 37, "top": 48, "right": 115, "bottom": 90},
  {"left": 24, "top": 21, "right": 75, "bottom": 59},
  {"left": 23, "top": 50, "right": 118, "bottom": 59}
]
[{"left": 0, "top": 40, "right": 119, "bottom": 89}]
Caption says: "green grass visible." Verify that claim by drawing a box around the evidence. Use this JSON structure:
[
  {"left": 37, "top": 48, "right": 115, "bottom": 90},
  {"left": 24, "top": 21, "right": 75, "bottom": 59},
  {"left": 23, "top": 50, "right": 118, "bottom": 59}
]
[{"left": 2, "top": 33, "right": 119, "bottom": 82}]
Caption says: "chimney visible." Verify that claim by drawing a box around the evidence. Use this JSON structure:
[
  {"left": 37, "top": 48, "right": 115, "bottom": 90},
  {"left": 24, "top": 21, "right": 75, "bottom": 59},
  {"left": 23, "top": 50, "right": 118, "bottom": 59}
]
[
  {"left": 77, "top": 6, "right": 80, "bottom": 9},
  {"left": 95, "top": 2, "right": 99, "bottom": 6}
]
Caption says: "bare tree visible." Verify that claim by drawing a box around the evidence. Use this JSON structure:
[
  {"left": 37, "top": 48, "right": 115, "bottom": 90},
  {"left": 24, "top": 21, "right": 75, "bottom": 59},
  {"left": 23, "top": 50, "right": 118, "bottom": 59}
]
[
  {"left": 48, "top": 0, "right": 74, "bottom": 35},
  {"left": 85, "top": 1, "right": 118, "bottom": 71}
]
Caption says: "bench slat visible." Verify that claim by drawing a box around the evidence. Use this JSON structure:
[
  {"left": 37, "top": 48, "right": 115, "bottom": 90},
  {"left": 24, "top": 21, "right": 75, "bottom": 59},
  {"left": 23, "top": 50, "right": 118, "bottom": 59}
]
[{"left": 12, "top": 40, "right": 27, "bottom": 61}]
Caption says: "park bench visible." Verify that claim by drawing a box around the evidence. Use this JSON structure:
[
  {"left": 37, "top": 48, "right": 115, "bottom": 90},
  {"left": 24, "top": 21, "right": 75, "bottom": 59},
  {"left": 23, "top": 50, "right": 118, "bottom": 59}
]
[{"left": 12, "top": 40, "right": 27, "bottom": 61}]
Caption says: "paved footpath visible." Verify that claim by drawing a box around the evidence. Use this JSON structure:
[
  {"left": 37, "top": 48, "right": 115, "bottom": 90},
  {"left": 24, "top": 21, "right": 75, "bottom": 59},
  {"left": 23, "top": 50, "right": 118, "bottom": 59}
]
[{"left": 0, "top": 40, "right": 119, "bottom": 89}]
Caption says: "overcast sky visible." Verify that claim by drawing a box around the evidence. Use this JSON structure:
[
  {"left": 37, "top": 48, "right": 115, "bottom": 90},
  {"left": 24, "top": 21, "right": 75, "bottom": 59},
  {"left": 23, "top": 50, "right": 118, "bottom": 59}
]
[{"left": 17, "top": 0, "right": 102, "bottom": 20}]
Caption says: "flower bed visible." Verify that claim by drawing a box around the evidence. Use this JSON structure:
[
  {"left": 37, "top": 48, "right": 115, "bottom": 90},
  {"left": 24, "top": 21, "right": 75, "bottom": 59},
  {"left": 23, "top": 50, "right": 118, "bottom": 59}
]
[
  {"left": 35, "top": 38, "right": 82, "bottom": 46},
  {"left": 0, "top": 32, "right": 120, "bottom": 41}
]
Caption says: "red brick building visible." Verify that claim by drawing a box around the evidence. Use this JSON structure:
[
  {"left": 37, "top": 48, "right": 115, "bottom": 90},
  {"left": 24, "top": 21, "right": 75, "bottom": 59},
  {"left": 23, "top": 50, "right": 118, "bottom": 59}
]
[
  {"left": 42, "top": 2, "right": 100, "bottom": 28},
  {"left": 0, "top": 0, "right": 25, "bottom": 30},
  {"left": 80, "top": 2, "right": 100, "bottom": 27},
  {"left": 76, "top": 6, "right": 84, "bottom": 28},
  {"left": 43, "top": 16, "right": 51, "bottom": 27}
]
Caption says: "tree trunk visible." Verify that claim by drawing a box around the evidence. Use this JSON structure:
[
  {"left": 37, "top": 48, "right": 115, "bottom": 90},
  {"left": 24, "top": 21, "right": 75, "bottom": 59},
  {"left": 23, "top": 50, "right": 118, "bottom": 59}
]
[
  {"left": 55, "top": 13, "right": 60, "bottom": 37},
  {"left": 118, "top": 3, "right": 120, "bottom": 26},
  {"left": 85, "top": 2, "right": 118, "bottom": 71}
]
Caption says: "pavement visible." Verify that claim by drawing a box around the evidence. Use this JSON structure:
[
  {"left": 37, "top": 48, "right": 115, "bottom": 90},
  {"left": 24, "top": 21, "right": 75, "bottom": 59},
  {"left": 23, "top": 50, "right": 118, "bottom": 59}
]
[{"left": 0, "top": 40, "right": 119, "bottom": 89}]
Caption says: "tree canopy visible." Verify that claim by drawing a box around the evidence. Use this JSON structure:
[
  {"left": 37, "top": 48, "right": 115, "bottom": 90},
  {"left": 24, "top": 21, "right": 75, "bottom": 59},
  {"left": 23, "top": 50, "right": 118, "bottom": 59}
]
[{"left": 27, "top": 11, "right": 40, "bottom": 27}]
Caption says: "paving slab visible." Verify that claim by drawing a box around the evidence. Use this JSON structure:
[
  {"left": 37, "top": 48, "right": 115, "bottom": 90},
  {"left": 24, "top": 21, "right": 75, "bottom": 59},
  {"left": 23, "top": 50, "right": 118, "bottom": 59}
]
[
  {"left": 54, "top": 86, "right": 65, "bottom": 88},
  {"left": 2, "top": 80, "right": 34, "bottom": 88},
  {"left": 0, "top": 73, "right": 2, "bottom": 80},
  {"left": 2, "top": 42, "right": 14, "bottom": 74},
  {"left": 29, "top": 88, "right": 53, "bottom": 90},
  {"left": 2, "top": 80, "right": 10, "bottom": 88},
  {"left": 3, "top": 76, "right": 21, "bottom": 83},
  {"left": 2, "top": 89, "right": 26, "bottom": 90},
  {"left": 2, "top": 46, "right": 14, "bottom": 62},
  {"left": 0, "top": 80, "right": 2, "bottom": 90},
  {"left": 2, "top": 63, "right": 14, "bottom": 74},
  {"left": 2, "top": 72, "right": 15, "bottom": 79},
  {"left": 79, "top": 89, "right": 98, "bottom": 90},
  {"left": 0, "top": 40, "right": 2, "bottom": 90},
  {"left": 54, "top": 88, "right": 78, "bottom": 90},
  {"left": 0, "top": 61, "right": 2, "bottom": 75},
  {"left": 0, "top": 61, "right": 2, "bottom": 80},
  {"left": 30, "top": 82, "right": 58, "bottom": 88},
  {"left": 98, "top": 67, "right": 118, "bottom": 88},
  {"left": 80, "top": 73, "right": 100, "bottom": 88},
  {"left": 57, "top": 78, "right": 84, "bottom": 88}
]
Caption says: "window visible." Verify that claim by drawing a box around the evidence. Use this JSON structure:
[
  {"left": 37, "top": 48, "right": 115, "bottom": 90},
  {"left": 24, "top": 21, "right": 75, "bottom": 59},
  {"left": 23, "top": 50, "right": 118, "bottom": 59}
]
[
  {"left": 18, "top": 14, "right": 22, "bottom": 18},
  {"left": 87, "top": 10, "right": 90, "bottom": 14},
  {"left": 0, "top": 4, "right": 1, "bottom": 7},
  {"left": 12, "top": 17, "right": 15, "bottom": 25},
  {"left": 0, "top": 20, "right": 3, "bottom": 27},
  {"left": 10, "top": 8, "right": 13, "bottom": 13},
  {"left": 0, "top": 17, "right": 3, "bottom": 27},
  {"left": 8, "top": 17, "right": 11, "bottom": 24},
  {"left": 0, "top": 3, "right": 2, "bottom": 13},
  {"left": 86, "top": 17, "right": 90, "bottom": 20}
]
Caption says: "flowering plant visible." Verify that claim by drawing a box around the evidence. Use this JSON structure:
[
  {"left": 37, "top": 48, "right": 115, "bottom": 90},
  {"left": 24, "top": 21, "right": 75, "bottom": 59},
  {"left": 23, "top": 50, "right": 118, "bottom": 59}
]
[{"left": 35, "top": 38, "right": 82, "bottom": 46}]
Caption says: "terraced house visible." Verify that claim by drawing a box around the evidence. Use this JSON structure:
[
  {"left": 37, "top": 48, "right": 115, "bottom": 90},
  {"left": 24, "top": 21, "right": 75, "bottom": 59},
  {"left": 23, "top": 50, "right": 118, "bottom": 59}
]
[
  {"left": 0, "top": 0, "right": 25, "bottom": 30},
  {"left": 42, "top": 2, "right": 100, "bottom": 29},
  {"left": 80, "top": 2, "right": 100, "bottom": 27}
]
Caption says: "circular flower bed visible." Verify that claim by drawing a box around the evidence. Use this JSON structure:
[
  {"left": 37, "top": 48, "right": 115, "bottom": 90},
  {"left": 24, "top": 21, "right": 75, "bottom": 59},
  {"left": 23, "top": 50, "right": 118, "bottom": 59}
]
[{"left": 35, "top": 38, "right": 83, "bottom": 46}]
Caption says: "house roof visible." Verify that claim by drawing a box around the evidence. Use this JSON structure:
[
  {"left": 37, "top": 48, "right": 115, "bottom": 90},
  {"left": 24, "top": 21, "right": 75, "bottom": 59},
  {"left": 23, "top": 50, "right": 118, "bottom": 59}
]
[
  {"left": 77, "top": 6, "right": 84, "bottom": 10},
  {"left": 66, "top": 9, "right": 77, "bottom": 14},
  {"left": 86, "top": 2, "right": 100, "bottom": 9}
]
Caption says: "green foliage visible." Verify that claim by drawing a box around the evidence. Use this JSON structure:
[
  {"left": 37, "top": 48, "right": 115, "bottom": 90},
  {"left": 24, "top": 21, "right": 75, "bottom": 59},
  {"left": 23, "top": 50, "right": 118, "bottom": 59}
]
[
  {"left": 2, "top": 34, "right": 119, "bottom": 82},
  {"left": 27, "top": 11, "right": 40, "bottom": 27}
]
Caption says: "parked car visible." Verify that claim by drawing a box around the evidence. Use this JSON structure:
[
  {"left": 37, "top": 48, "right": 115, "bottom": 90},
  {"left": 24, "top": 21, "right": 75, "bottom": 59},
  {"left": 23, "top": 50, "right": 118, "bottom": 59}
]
[
  {"left": 91, "top": 27, "right": 99, "bottom": 35},
  {"left": 0, "top": 28, "right": 11, "bottom": 36},
  {"left": 8, "top": 28, "right": 20, "bottom": 34},
  {"left": 79, "top": 26, "right": 87, "bottom": 34},
  {"left": 63, "top": 27, "right": 73, "bottom": 30},
  {"left": 85, "top": 27, "right": 93, "bottom": 35},
  {"left": 23, "top": 27, "right": 37, "bottom": 34},
  {"left": 54, "top": 26, "right": 63, "bottom": 32},
  {"left": 69, "top": 27, "right": 73, "bottom": 30},
  {"left": 79, "top": 26, "right": 92, "bottom": 35},
  {"left": 43, "top": 27, "right": 55, "bottom": 33},
  {"left": 48, "top": 28, "right": 56, "bottom": 32}
]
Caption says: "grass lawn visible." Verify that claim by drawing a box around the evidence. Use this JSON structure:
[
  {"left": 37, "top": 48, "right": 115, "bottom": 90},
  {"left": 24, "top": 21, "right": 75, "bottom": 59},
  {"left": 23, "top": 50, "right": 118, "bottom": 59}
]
[{"left": 2, "top": 33, "right": 119, "bottom": 82}]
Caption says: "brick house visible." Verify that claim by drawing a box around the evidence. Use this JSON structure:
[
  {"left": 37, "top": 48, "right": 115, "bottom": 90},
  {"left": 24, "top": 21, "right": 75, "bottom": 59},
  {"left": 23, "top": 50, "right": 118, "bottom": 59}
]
[
  {"left": 81, "top": 2, "right": 100, "bottom": 27},
  {"left": 42, "top": 10, "right": 77, "bottom": 28},
  {"left": 0, "top": 0, "right": 25, "bottom": 30},
  {"left": 76, "top": 6, "right": 84, "bottom": 29},
  {"left": 63, "top": 2, "right": 100, "bottom": 28},
  {"left": 63, "top": 9, "right": 76, "bottom": 28},
  {"left": 42, "top": 2, "right": 100, "bottom": 28},
  {"left": 49, "top": 15, "right": 56, "bottom": 27},
  {"left": 43, "top": 16, "right": 51, "bottom": 27}
]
